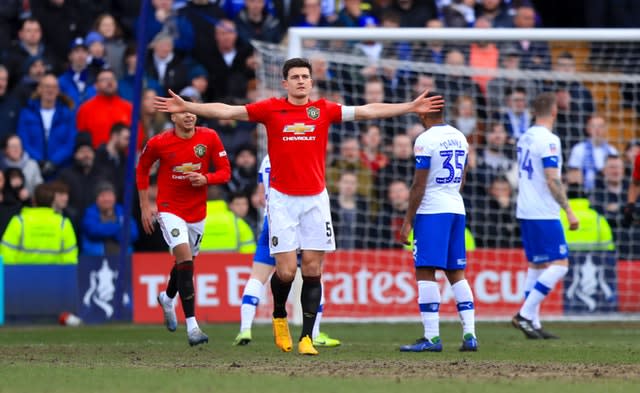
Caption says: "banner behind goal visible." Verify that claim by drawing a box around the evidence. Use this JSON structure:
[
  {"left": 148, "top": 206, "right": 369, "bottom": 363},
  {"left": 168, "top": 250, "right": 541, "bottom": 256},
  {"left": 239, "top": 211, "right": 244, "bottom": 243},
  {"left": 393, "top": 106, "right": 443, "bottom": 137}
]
[{"left": 251, "top": 28, "right": 640, "bottom": 321}]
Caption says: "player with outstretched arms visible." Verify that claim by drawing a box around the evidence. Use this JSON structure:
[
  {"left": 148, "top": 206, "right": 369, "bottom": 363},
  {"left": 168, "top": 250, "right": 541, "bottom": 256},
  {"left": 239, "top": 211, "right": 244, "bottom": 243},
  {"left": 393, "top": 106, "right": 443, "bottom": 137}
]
[
  {"left": 155, "top": 57, "right": 443, "bottom": 355},
  {"left": 136, "top": 97, "right": 231, "bottom": 346},
  {"left": 233, "top": 154, "right": 340, "bottom": 348},
  {"left": 399, "top": 92, "right": 478, "bottom": 353},
  {"left": 512, "top": 92, "right": 579, "bottom": 339}
]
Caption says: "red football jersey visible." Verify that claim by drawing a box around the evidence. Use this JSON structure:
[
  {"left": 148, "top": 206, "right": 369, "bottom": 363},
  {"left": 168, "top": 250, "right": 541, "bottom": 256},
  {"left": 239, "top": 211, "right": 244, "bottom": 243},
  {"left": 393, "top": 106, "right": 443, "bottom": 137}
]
[
  {"left": 136, "top": 127, "right": 231, "bottom": 223},
  {"left": 246, "top": 97, "right": 343, "bottom": 195},
  {"left": 634, "top": 153, "right": 640, "bottom": 183}
]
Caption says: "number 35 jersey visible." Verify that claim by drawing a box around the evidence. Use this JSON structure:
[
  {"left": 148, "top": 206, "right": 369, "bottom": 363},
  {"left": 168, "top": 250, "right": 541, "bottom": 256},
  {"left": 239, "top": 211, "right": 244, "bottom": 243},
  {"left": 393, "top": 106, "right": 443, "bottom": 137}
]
[
  {"left": 516, "top": 125, "right": 563, "bottom": 220},
  {"left": 414, "top": 124, "right": 468, "bottom": 215}
]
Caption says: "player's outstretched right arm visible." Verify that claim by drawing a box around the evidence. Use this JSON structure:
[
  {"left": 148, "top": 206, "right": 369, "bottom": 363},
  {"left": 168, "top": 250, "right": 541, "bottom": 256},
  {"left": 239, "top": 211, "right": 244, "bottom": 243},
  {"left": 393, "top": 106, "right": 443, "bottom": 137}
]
[{"left": 155, "top": 89, "right": 249, "bottom": 121}]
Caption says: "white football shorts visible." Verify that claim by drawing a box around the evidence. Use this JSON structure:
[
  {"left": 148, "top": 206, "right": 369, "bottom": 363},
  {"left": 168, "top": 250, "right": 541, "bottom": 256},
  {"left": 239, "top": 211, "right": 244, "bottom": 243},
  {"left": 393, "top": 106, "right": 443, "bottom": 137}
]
[
  {"left": 267, "top": 188, "right": 335, "bottom": 254},
  {"left": 157, "top": 212, "right": 205, "bottom": 256}
]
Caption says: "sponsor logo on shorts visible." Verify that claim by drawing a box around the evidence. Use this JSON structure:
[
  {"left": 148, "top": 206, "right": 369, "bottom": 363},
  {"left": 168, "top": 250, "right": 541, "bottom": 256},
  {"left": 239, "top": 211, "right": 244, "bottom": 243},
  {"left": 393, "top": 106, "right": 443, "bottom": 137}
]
[
  {"left": 171, "top": 228, "right": 180, "bottom": 237},
  {"left": 271, "top": 236, "right": 278, "bottom": 247}
]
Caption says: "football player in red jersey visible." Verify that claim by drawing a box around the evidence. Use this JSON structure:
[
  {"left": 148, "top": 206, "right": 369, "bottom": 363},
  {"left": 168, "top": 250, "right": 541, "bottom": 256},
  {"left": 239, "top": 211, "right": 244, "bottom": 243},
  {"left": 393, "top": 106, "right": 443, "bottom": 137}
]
[
  {"left": 136, "top": 97, "right": 231, "bottom": 346},
  {"left": 155, "top": 58, "right": 443, "bottom": 355}
]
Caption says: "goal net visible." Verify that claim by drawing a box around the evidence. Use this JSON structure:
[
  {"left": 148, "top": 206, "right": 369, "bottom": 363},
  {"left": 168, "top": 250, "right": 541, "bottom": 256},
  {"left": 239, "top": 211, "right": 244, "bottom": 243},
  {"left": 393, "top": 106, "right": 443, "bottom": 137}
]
[{"left": 251, "top": 28, "right": 640, "bottom": 321}]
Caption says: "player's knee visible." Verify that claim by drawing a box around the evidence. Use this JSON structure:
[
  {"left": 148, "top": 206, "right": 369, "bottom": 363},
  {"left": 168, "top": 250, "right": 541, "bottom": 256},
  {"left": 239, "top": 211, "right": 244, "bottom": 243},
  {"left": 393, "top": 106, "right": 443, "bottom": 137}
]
[{"left": 275, "top": 267, "right": 296, "bottom": 283}]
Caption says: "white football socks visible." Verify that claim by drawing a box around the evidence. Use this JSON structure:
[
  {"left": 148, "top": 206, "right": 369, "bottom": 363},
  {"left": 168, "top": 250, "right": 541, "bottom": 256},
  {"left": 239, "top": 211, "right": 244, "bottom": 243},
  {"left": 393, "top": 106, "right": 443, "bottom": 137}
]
[
  {"left": 418, "top": 280, "right": 440, "bottom": 340},
  {"left": 520, "top": 265, "right": 568, "bottom": 321},
  {"left": 240, "top": 278, "right": 263, "bottom": 331},
  {"left": 451, "top": 279, "right": 476, "bottom": 338},
  {"left": 523, "top": 268, "right": 543, "bottom": 328}
]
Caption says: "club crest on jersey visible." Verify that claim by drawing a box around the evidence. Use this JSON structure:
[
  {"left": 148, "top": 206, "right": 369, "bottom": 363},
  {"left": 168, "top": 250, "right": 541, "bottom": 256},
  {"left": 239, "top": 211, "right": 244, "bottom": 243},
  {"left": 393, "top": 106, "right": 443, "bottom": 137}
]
[
  {"left": 307, "top": 106, "right": 320, "bottom": 120},
  {"left": 194, "top": 144, "right": 207, "bottom": 158}
]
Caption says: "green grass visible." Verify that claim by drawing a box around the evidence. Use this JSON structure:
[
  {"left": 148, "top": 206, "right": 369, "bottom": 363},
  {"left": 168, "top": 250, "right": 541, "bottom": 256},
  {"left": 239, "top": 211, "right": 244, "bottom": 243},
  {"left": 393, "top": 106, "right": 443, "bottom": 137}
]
[{"left": 1, "top": 321, "right": 639, "bottom": 393}]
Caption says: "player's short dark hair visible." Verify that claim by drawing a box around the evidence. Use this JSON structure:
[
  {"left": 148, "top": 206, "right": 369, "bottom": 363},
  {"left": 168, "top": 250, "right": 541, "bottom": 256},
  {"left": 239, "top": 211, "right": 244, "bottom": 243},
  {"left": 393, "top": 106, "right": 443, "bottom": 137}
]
[
  {"left": 532, "top": 92, "right": 556, "bottom": 117},
  {"left": 425, "top": 91, "right": 444, "bottom": 116},
  {"left": 34, "top": 183, "right": 55, "bottom": 207},
  {"left": 282, "top": 57, "right": 312, "bottom": 80}
]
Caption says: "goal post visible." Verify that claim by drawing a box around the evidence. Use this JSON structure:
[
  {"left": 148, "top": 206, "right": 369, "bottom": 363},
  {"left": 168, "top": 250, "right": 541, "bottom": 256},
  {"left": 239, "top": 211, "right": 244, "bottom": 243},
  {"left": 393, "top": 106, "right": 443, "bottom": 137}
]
[{"left": 251, "top": 28, "right": 640, "bottom": 322}]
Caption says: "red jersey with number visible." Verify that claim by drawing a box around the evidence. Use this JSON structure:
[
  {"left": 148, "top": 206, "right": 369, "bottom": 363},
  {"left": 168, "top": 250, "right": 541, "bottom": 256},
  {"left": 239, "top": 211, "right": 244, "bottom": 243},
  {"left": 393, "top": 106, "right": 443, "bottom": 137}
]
[
  {"left": 634, "top": 153, "right": 640, "bottom": 182},
  {"left": 136, "top": 127, "right": 231, "bottom": 223},
  {"left": 246, "top": 97, "right": 343, "bottom": 195}
]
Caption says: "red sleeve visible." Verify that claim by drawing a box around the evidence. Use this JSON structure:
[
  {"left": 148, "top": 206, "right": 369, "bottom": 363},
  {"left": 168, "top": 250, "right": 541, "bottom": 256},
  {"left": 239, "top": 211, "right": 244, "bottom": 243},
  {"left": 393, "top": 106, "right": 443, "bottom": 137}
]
[
  {"left": 76, "top": 103, "right": 88, "bottom": 132},
  {"left": 205, "top": 131, "right": 231, "bottom": 185},
  {"left": 136, "top": 138, "right": 159, "bottom": 190},
  {"left": 633, "top": 154, "right": 640, "bottom": 183},
  {"left": 325, "top": 99, "right": 343, "bottom": 124},
  {"left": 245, "top": 98, "right": 272, "bottom": 123}
]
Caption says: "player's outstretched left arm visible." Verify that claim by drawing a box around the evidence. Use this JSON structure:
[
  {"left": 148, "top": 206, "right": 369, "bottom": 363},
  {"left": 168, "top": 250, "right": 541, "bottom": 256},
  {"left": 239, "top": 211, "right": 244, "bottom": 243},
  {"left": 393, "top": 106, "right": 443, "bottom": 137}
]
[
  {"left": 155, "top": 89, "right": 250, "bottom": 121},
  {"left": 354, "top": 90, "right": 444, "bottom": 121},
  {"left": 400, "top": 168, "right": 429, "bottom": 245}
]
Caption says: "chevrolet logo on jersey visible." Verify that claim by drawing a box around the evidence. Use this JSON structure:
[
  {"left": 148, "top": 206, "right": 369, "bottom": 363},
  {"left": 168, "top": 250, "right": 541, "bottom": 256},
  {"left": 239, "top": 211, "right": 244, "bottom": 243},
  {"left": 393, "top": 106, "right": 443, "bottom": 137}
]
[
  {"left": 173, "top": 162, "right": 202, "bottom": 173},
  {"left": 282, "top": 123, "right": 316, "bottom": 141}
]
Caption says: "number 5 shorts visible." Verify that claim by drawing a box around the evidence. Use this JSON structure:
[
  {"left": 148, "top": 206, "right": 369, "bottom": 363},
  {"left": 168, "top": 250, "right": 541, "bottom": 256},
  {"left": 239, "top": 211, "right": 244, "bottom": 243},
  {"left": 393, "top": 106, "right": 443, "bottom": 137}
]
[{"left": 267, "top": 187, "right": 336, "bottom": 255}]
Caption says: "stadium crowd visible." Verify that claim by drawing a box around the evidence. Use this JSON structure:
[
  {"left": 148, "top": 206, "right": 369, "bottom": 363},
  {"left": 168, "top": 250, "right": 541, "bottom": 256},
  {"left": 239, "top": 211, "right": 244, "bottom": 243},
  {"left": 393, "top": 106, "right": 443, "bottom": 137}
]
[{"left": 1, "top": 0, "right": 640, "bottom": 258}]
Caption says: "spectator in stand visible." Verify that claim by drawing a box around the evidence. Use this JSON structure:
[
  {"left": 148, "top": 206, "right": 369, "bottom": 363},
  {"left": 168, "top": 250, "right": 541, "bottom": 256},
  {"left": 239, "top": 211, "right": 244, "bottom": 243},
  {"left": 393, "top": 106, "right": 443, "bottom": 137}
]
[
  {"left": 450, "top": 95, "right": 482, "bottom": 145},
  {"left": 202, "top": 19, "right": 255, "bottom": 103},
  {"left": 393, "top": 0, "right": 436, "bottom": 27},
  {"left": 473, "top": 175, "right": 521, "bottom": 248},
  {"left": 333, "top": 0, "right": 377, "bottom": 27},
  {"left": 470, "top": 121, "right": 517, "bottom": 188},
  {"left": 412, "top": 19, "right": 448, "bottom": 66},
  {"left": 0, "top": 1, "right": 23, "bottom": 53},
  {"left": 81, "top": 181, "right": 139, "bottom": 256},
  {"left": 94, "top": 123, "right": 131, "bottom": 202},
  {"left": 200, "top": 188, "right": 257, "bottom": 253},
  {"left": 437, "top": 49, "right": 487, "bottom": 120},
  {"left": 225, "top": 144, "right": 258, "bottom": 197},
  {"left": 329, "top": 171, "right": 370, "bottom": 249},
  {"left": 0, "top": 183, "right": 77, "bottom": 265},
  {"left": 503, "top": 5, "right": 551, "bottom": 71},
  {"left": 228, "top": 191, "right": 258, "bottom": 236},
  {"left": 140, "top": 88, "right": 171, "bottom": 141},
  {"left": 544, "top": 52, "right": 594, "bottom": 116},
  {"left": 177, "top": 0, "right": 227, "bottom": 73},
  {"left": 469, "top": 17, "right": 499, "bottom": 95},
  {"left": 93, "top": 13, "right": 127, "bottom": 78},
  {"left": 13, "top": 55, "right": 47, "bottom": 106},
  {"left": 118, "top": 44, "right": 163, "bottom": 102},
  {"left": 137, "top": 0, "right": 194, "bottom": 52},
  {"left": 31, "top": 0, "right": 85, "bottom": 68},
  {"left": 554, "top": 82, "right": 585, "bottom": 160},
  {"left": 592, "top": 155, "right": 628, "bottom": 235},
  {"left": 1, "top": 134, "right": 43, "bottom": 195},
  {"left": 376, "top": 133, "right": 414, "bottom": 202},
  {"left": 623, "top": 140, "right": 640, "bottom": 178},
  {"left": 85, "top": 32, "right": 109, "bottom": 72},
  {"left": 145, "top": 32, "right": 190, "bottom": 93},
  {"left": 486, "top": 47, "right": 540, "bottom": 113},
  {"left": 358, "top": 77, "right": 409, "bottom": 144},
  {"left": 0, "top": 65, "right": 20, "bottom": 140},
  {"left": 475, "top": 0, "right": 513, "bottom": 27},
  {"left": 179, "top": 64, "right": 209, "bottom": 102},
  {"left": 359, "top": 124, "right": 389, "bottom": 173},
  {"left": 17, "top": 73, "right": 77, "bottom": 179},
  {"left": 500, "top": 86, "right": 532, "bottom": 141},
  {"left": 235, "top": 0, "right": 283, "bottom": 43},
  {"left": 326, "top": 137, "right": 374, "bottom": 202},
  {"left": 0, "top": 169, "right": 21, "bottom": 237},
  {"left": 3, "top": 18, "right": 61, "bottom": 88},
  {"left": 58, "top": 37, "right": 98, "bottom": 107},
  {"left": 293, "top": 0, "right": 331, "bottom": 27},
  {"left": 3, "top": 167, "right": 31, "bottom": 207},
  {"left": 371, "top": 178, "right": 409, "bottom": 248},
  {"left": 58, "top": 134, "right": 109, "bottom": 236},
  {"left": 567, "top": 114, "right": 618, "bottom": 192},
  {"left": 77, "top": 68, "right": 133, "bottom": 149},
  {"left": 50, "top": 180, "right": 71, "bottom": 217},
  {"left": 441, "top": 0, "right": 476, "bottom": 27},
  {"left": 371, "top": 0, "right": 394, "bottom": 20}
]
